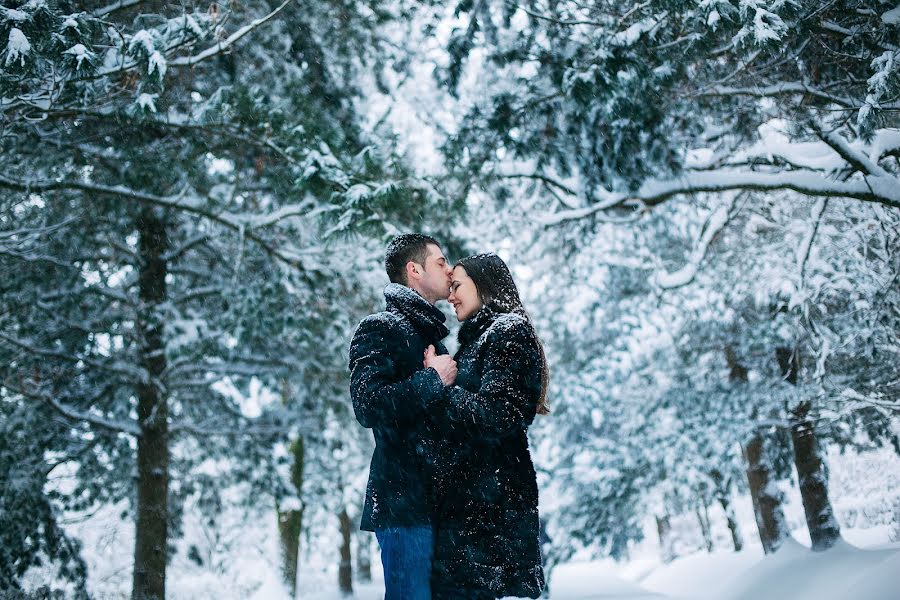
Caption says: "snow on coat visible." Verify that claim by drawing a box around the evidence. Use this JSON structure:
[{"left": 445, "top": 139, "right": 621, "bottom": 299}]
[
  {"left": 430, "top": 307, "right": 546, "bottom": 599},
  {"left": 349, "top": 283, "right": 449, "bottom": 531}
]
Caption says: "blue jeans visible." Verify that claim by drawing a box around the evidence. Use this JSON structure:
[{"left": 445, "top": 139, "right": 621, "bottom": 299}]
[{"left": 375, "top": 525, "right": 433, "bottom": 600}]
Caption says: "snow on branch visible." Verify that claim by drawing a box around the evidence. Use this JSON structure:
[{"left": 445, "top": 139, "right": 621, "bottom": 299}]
[
  {"left": 0, "top": 331, "right": 149, "bottom": 383},
  {"left": 798, "top": 198, "right": 829, "bottom": 284},
  {"left": 700, "top": 82, "right": 857, "bottom": 108},
  {"left": 812, "top": 124, "right": 892, "bottom": 178},
  {"left": 541, "top": 168, "right": 900, "bottom": 225},
  {"left": 95, "top": 0, "right": 293, "bottom": 79},
  {"left": 653, "top": 197, "right": 734, "bottom": 289},
  {"left": 4, "top": 380, "right": 141, "bottom": 436},
  {"left": 168, "top": 0, "right": 294, "bottom": 68},
  {"left": 45, "top": 395, "right": 142, "bottom": 436},
  {"left": 0, "top": 175, "right": 308, "bottom": 271},
  {"left": 93, "top": 0, "right": 143, "bottom": 18},
  {"left": 169, "top": 421, "right": 313, "bottom": 437}
]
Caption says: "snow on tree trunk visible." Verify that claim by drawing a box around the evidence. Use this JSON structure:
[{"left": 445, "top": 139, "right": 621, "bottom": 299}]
[
  {"left": 779, "top": 344, "right": 841, "bottom": 552},
  {"left": 338, "top": 508, "right": 353, "bottom": 595},
  {"left": 132, "top": 210, "right": 169, "bottom": 600},
  {"left": 891, "top": 498, "right": 900, "bottom": 543},
  {"left": 743, "top": 429, "right": 790, "bottom": 555},
  {"left": 717, "top": 491, "right": 744, "bottom": 552},
  {"left": 356, "top": 531, "right": 372, "bottom": 583},
  {"left": 696, "top": 498, "right": 714, "bottom": 553},
  {"left": 656, "top": 514, "right": 675, "bottom": 563}
]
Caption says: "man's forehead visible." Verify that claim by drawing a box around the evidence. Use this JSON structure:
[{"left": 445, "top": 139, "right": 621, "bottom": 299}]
[{"left": 425, "top": 244, "right": 446, "bottom": 261}]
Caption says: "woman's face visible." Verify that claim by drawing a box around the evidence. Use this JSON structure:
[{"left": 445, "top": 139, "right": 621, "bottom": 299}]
[{"left": 448, "top": 265, "right": 483, "bottom": 321}]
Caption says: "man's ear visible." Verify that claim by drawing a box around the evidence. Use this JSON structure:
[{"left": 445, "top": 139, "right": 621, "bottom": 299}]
[{"left": 405, "top": 261, "right": 420, "bottom": 282}]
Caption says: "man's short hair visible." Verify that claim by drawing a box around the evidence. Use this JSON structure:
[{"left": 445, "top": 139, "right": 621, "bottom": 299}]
[{"left": 385, "top": 234, "right": 440, "bottom": 285}]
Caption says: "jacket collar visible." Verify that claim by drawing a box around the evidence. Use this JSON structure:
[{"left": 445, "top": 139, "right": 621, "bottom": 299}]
[
  {"left": 457, "top": 305, "right": 498, "bottom": 348},
  {"left": 384, "top": 283, "right": 449, "bottom": 341}
]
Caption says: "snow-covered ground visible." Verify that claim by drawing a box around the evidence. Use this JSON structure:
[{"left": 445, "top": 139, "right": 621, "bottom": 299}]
[
  {"left": 24, "top": 446, "right": 900, "bottom": 599},
  {"left": 294, "top": 532, "right": 900, "bottom": 600}
]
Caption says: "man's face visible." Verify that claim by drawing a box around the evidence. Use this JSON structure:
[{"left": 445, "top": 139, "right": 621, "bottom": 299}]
[{"left": 415, "top": 244, "right": 453, "bottom": 303}]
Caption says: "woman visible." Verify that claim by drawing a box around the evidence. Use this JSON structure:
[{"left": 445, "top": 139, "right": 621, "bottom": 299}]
[{"left": 424, "top": 253, "right": 549, "bottom": 600}]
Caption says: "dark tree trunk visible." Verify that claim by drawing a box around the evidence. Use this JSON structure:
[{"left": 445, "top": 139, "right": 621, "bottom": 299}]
[
  {"left": 656, "top": 514, "right": 675, "bottom": 563},
  {"left": 717, "top": 491, "right": 744, "bottom": 552},
  {"left": 791, "top": 411, "right": 841, "bottom": 551},
  {"left": 278, "top": 510, "right": 302, "bottom": 597},
  {"left": 277, "top": 380, "right": 305, "bottom": 598},
  {"left": 777, "top": 347, "right": 841, "bottom": 551},
  {"left": 338, "top": 508, "right": 353, "bottom": 595},
  {"left": 132, "top": 211, "right": 169, "bottom": 600},
  {"left": 356, "top": 531, "right": 372, "bottom": 583},
  {"left": 696, "top": 498, "right": 714, "bottom": 552},
  {"left": 727, "top": 345, "right": 788, "bottom": 554},
  {"left": 743, "top": 430, "right": 790, "bottom": 554},
  {"left": 277, "top": 435, "right": 305, "bottom": 597}
]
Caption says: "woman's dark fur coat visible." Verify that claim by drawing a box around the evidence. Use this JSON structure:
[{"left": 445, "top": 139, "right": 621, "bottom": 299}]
[{"left": 430, "top": 307, "right": 545, "bottom": 599}]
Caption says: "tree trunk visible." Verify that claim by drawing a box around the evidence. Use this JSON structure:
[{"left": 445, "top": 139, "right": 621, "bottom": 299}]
[
  {"left": 743, "top": 430, "right": 789, "bottom": 554},
  {"left": 278, "top": 509, "right": 302, "bottom": 597},
  {"left": 278, "top": 414, "right": 305, "bottom": 596},
  {"left": 778, "top": 345, "right": 841, "bottom": 551},
  {"left": 132, "top": 210, "right": 169, "bottom": 600},
  {"left": 696, "top": 498, "right": 714, "bottom": 553},
  {"left": 791, "top": 411, "right": 841, "bottom": 551},
  {"left": 655, "top": 514, "right": 675, "bottom": 563},
  {"left": 356, "top": 531, "right": 372, "bottom": 583},
  {"left": 717, "top": 491, "right": 744, "bottom": 552},
  {"left": 338, "top": 508, "right": 353, "bottom": 595},
  {"left": 728, "top": 345, "right": 787, "bottom": 554}
]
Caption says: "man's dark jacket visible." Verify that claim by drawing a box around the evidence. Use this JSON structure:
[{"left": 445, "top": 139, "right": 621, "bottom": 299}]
[
  {"left": 349, "top": 283, "right": 449, "bottom": 531},
  {"left": 430, "top": 307, "right": 546, "bottom": 599}
]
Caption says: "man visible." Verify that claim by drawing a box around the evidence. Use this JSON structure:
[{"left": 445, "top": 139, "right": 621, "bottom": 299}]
[{"left": 349, "top": 234, "right": 457, "bottom": 600}]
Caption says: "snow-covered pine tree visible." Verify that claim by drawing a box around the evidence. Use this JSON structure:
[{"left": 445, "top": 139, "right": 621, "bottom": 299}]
[
  {"left": 435, "top": 0, "right": 899, "bottom": 218},
  {"left": 1, "top": 0, "right": 459, "bottom": 596}
]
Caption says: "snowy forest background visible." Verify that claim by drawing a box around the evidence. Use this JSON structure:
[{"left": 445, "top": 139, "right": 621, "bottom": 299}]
[{"left": 1, "top": 1, "right": 899, "bottom": 598}]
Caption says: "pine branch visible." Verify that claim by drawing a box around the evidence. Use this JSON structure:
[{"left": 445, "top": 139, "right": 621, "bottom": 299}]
[
  {"left": 540, "top": 168, "right": 900, "bottom": 225},
  {"left": 3, "top": 380, "right": 141, "bottom": 436},
  {"left": 799, "top": 198, "right": 829, "bottom": 285},
  {"left": 94, "top": 1, "right": 293, "bottom": 79},
  {"left": 169, "top": 0, "right": 294, "bottom": 68},
  {"left": 653, "top": 196, "right": 736, "bottom": 289},
  {"left": 699, "top": 82, "right": 857, "bottom": 108},
  {"left": 169, "top": 421, "right": 311, "bottom": 437},
  {"left": 0, "top": 331, "right": 149, "bottom": 383},
  {"left": 811, "top": 123, "right": 891, "bottom": 178},
  {"left": 0, "top": 175, "right": 307, "bottom": 271},
  {"left": 93, "top": 0, "right": 144, "bottom": 18}
]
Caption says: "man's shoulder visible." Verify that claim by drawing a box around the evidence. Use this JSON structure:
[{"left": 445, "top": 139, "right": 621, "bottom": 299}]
[
  {"left": 350, "top": 310, "right": 408, "bottom": 347},
  {"left": 355, "top": 310, "right": 405, "bottom": 334}
]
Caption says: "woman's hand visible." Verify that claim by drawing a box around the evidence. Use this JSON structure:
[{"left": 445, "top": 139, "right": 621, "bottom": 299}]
[{"left": 424, "top": 345, "right": 457, "bottom": 386}]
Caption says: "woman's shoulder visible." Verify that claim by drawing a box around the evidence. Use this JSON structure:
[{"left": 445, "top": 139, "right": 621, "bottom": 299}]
[{"left": 483, "top": 312, "right": 534, "bottom": 343}]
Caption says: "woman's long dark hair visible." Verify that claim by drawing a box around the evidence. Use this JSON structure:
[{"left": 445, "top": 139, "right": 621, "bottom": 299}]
[{"left": 456, "top": 253, "right": 550, "bottom": 415}]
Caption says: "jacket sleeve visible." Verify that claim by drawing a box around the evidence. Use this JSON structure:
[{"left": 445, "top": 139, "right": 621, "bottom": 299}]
[
  {"left": 440, "top": 319, "right": 542, "bottom": 438},
  {"left": 349, "top": 315, "right": 444, "bottom": 429}
]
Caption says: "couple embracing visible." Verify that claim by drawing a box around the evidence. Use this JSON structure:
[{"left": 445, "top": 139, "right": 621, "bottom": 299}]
[{"left": 349, "top": 234, "right": 548, "bottom": 600}]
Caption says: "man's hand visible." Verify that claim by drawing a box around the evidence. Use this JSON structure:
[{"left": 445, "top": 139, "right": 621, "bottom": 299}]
[{"left": 424, "top": 345, "right": 457, "bottom": 386}]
